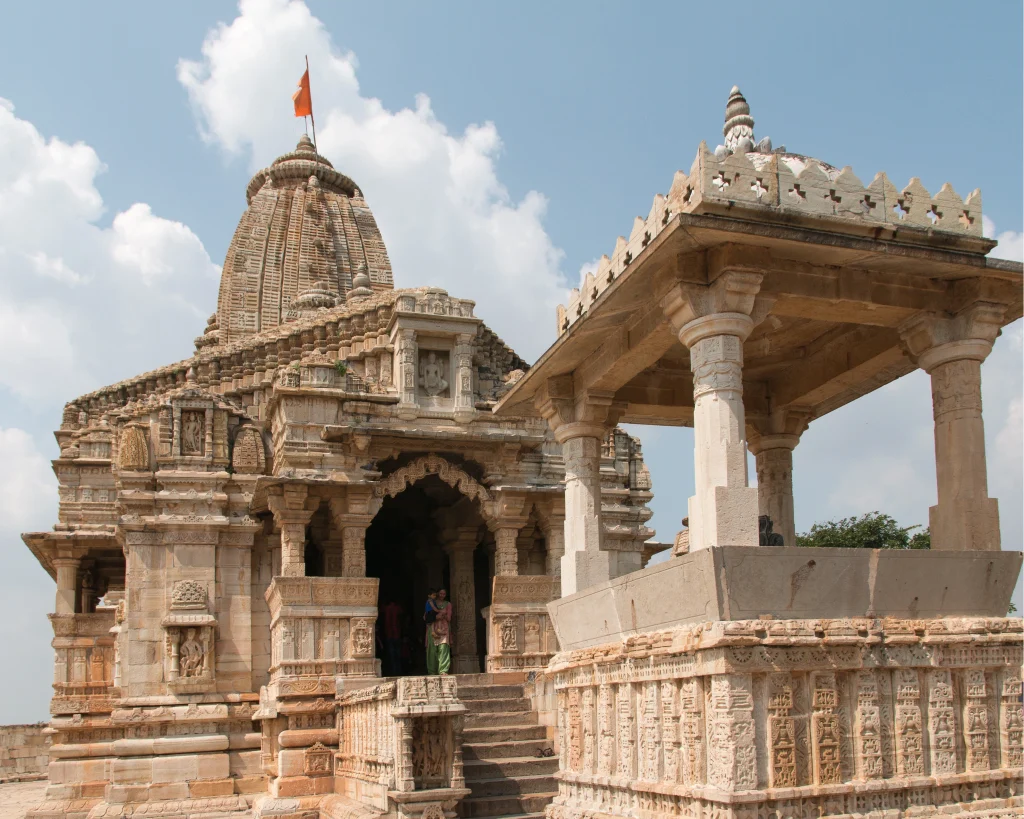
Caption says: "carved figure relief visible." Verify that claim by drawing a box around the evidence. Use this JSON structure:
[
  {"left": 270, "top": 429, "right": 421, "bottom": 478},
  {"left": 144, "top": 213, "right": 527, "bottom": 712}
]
[
  {"left": 119, "top": 425, "right": 149, "bottom": 470},
  {"left": 680, "top": 677, "right": 705, "bottom": 785},
  {"left": 181, "top": 411, "right": 205, "bottom": 455},
  {"left": 855, "top": 672, "right": 883, "bottom": 780},
  {"left": 498, "top": 616, "right": 518, "bottom": 653},
  {"left": 597, "top": 683, "right": 615, "bottom": 776},
  {"left": 352, "top": 618, "right": 374, "bottom": 657},
  {"left": 812, "top": 674, "right": 843, "bottom": 785},
  {"left": 1000, "top": 672, "right": 1023, "bottom": 769},
  {"left": 412, "top": 716, "right": 449, "bottom": 787},
  {"left": 768, "top": 675, "right": 797, "bottom": 788},
  {"left": 418, "top": 350, "right": 450, "bottom": 397},
  {"left": 179, "top": 629, "right": 205, "bottom": 678},
  {"left": 304, "top": 741, "right": 333, "bottom": 776},
  {"left": 232, "top": 426, "right": 266, "bottom": 474},
  {"left": 894, "top": 669, "right": 924, "bottom": 777},
  {"left": 928, "top": 670, "right": 957, "bottom": 775}
]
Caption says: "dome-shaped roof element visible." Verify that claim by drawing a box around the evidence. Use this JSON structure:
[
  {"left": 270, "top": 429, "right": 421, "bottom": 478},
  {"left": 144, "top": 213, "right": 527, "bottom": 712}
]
[{"left": 204, "top": 135, "right": 393, "bottom": 346}]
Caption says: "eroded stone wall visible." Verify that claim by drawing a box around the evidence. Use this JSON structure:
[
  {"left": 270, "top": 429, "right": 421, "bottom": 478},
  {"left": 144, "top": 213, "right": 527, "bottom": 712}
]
[{"left": 0, "top": 724, "right": 50, "bottom": 782}]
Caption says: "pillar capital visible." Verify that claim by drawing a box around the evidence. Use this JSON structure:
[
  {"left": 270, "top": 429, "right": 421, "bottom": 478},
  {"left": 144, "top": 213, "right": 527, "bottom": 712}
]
[
  {"left": 534, "top": 377, "right": 624, "bottom": 443},
  {"left": 662, "top": 263, "right": 765, "bottom": 332},
  {"left": 899, "top": 303, "right": 1005, "bottom": 372},
  {"left": 747, "top": 407, "right": 811, "bottom": 456}
]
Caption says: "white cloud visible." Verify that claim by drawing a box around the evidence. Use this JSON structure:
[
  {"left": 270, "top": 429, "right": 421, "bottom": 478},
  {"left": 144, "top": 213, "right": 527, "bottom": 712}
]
[
  {"left": 983, "top": 214, "right": 1023, "bottom": 262},
  {"left": 0, "top": 99, "right": 220, "bottom": 403},
  {"left": 0, "top": 428, "right": 55, "bottom": 530},
  {"left": 177, "top": 0, "right": 567, "bottom": 360}
]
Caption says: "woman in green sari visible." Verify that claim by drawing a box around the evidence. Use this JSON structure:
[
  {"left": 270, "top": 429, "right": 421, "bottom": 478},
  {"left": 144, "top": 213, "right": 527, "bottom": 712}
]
[{"left": 425, "top": 588, "right": 453, "bottom": 675}]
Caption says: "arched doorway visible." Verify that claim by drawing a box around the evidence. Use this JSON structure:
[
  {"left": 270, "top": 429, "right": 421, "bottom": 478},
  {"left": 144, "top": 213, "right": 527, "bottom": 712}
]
[{"left": 366, "top": 473, "right": 491, "bottom": 676}]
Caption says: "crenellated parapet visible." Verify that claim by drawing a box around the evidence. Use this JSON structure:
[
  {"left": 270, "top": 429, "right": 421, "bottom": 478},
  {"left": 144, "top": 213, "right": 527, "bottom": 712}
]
[{"left": 558, "top": 87, "right": 988, "bottom": 336}]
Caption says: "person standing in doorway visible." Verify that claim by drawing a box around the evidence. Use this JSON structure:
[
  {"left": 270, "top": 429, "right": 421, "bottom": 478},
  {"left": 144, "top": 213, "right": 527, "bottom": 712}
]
[{"left": 425, "top": 588, "right": 453, "bottom": 675}]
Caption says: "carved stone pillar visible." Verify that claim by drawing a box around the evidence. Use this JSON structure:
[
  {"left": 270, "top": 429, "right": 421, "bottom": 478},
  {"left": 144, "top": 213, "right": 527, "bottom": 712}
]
[
  {"left": 542, "top": 516, "right": 565, "bottom": 579},
  {"left": 453, "top": 332, "right": 476, "bottom": 424},
  {"left": 748, "top": 409, "right": 809, "bottom": 549},
  {"left": 53, "top": 554, "right": 81, "bottom": 615},
  {"left": 445, "top": 528, "right": 480, "bottom": 674},
  {"left": 901, "top": 304, "right": 1003, "bottom": 551},
  {"left": 536, "top": 380, "right": 623, "bottom": 596},
  {"left": 664, "top": 265, "right": 765, "bottom": 551},
  {"left": 494, "top": 528, "right": 520, "bottom": 577},
  {"left": 341, "top": 526, "right": 367, "bottom": 578},
  {"left": 268, "top": 484, "right": 318, "bottom": 577}
]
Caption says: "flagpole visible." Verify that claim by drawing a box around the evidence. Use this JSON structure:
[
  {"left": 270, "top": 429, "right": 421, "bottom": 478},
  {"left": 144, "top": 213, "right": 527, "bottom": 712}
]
[{"left": 306, "top": 55, "right": 317, "bottom": 152}]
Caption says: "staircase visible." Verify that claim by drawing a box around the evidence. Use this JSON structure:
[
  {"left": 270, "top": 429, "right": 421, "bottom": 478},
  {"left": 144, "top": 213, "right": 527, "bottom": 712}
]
[{"left": 457, "top": 673, "right": 558, "bottom": 819}]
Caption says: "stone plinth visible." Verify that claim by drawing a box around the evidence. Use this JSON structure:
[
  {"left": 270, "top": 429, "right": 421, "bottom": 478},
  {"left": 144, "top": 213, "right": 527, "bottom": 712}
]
[
  {"left": 548, "top": 546, "right": 1022, "bottom": 651},
  {"left": 482, "top": 576, "right": 560, "bottom": 672},
  {"left": 545, "top": 616, "right": 1023, "bottom": 819}
]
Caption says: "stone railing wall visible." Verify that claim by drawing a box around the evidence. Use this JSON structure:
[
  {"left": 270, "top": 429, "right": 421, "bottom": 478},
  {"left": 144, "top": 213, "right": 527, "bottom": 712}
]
[
  {"left": 483, "top": 576, "right": 560, "bottom": 672},
  {"left": 336, "top": 676, "right": 470, "bottom": 819},
  {"left": 48, "top": 612, "right": 116, "bottom": 716},
  {"left": 266, "top": 576, "right": 380, "bottom": 681},
  {"left": 546, "top": 617, "right": 1023, "bottom": 819},
  {"left": 0, "top": 724, "right": 50, "bottom": 782}
]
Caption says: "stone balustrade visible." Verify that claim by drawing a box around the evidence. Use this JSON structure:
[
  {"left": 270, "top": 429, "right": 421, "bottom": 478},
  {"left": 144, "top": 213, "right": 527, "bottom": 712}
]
[{"left": 335, "top": 676, "right": 469, "bottom": 819}]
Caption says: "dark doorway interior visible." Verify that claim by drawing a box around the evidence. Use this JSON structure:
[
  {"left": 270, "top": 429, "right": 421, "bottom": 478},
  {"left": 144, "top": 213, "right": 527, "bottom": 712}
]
[{"left": 365, "top": 474, "right": 488, "bottom": 676}]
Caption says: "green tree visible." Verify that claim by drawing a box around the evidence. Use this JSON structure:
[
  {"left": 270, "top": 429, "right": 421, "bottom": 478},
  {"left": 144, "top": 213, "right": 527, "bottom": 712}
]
[{"left": 796, "top": 512, "right": 930, "bottom": 550}]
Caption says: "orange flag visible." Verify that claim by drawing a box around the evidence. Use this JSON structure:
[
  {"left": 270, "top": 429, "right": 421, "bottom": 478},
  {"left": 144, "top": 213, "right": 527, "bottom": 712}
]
[{"left": 292, "top": 69, "right": 312, "bottom": 118}]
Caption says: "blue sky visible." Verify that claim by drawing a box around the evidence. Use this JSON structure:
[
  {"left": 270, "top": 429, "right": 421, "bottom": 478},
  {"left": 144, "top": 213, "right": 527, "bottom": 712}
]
[{"left": 0, "top": 1, "right": 1020, "bottom": 721}]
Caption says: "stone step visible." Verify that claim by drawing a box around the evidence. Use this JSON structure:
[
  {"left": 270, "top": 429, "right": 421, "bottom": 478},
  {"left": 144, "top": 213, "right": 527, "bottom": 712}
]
[
  {"left": 458, "top": 793, "right": 557, "bottom": 818},
  {"left": 462, "top": 724, "right": 547, "bottom": 744},
  {"left": 465, "top": 773, "right": 558, "bottom": 798},
  {"left": 460, "top": 697, "right": 532, "bottom": 714},
  {"left": 464, "top": 711, "right": 538, "bottom": 729},
  {"left": 458, "top": 684, "right": 527, "bottom": 701},
  {"left": 464, "top": 738, "right": 552, "bottom": 761},
  {"left": 454, "top": 672, "right": 528, "bottom": 687},
  {"left": 463, "top": 756, "right": 559, "bottom": 780}
]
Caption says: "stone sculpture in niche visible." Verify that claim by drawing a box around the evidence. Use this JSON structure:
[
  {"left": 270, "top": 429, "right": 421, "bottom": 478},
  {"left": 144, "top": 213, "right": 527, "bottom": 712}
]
[
  {"left": 179, "top": 628, "right": 205, "bottom": 678},
  {"left": 181, "top": 411, "right": 204, "bottom": 455},
  {"left": 419, "top": 351, "right": 449, "bottom": 397}
]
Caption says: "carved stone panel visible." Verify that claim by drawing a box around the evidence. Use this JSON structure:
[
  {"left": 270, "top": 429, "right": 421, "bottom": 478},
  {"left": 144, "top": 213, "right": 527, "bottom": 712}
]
[
  {"left": 181, "top": 410, "right": 205, "bottom": 455},
  {"left": 418, "top": 349, "right": 450, "bottom": 399},
  {"left": 232, "top": 425, "right": 266, "bottom": 474}
]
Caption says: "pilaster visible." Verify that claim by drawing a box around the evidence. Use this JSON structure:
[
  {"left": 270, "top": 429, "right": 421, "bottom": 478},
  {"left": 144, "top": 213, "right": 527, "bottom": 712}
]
[
  {"left": 453, "top": 332, "right": 476, "bottom": 423},
  {"left": 444, "top": 527, "right": 481, "bottom": 674}
]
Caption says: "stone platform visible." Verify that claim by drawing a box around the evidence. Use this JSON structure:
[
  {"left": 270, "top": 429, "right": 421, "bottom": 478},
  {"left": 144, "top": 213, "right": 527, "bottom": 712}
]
[{"left": 548, "top": 546, "right": 1023, "bottom": 650}]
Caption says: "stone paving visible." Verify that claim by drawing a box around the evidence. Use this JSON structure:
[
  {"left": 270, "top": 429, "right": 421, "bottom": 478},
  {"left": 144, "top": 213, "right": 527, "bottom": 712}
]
[{"left": 0, "top": 780, "right": 47, "bottom": 819}]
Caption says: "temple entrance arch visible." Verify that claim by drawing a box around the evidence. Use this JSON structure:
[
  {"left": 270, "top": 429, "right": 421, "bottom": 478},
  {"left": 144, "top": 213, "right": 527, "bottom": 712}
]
[{"left": 367, "top": 457, "right": 494, "bottom": 676}]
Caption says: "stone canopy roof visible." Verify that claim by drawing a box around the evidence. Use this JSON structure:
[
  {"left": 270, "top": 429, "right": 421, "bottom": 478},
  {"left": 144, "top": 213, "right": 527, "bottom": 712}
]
[{"left": 202, "top": 134, "right": 394, "bottom": 347}]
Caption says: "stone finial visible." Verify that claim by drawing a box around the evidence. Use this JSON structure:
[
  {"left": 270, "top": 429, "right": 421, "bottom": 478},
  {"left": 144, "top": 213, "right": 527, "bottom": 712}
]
[
  {"left": 716, "top": 86, "right": 774, "bottom": 158},
  {"left": 296, "top": 134, "right": 316, "bottom": 154},
  {"left": 349, "top": 262, "right": 373, "bottom": 300}
]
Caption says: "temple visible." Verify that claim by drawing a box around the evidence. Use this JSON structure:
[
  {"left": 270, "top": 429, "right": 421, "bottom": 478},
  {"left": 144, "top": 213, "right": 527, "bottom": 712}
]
[{"left": 20, "top": 89, "right": 1024, "bottom": 819}]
